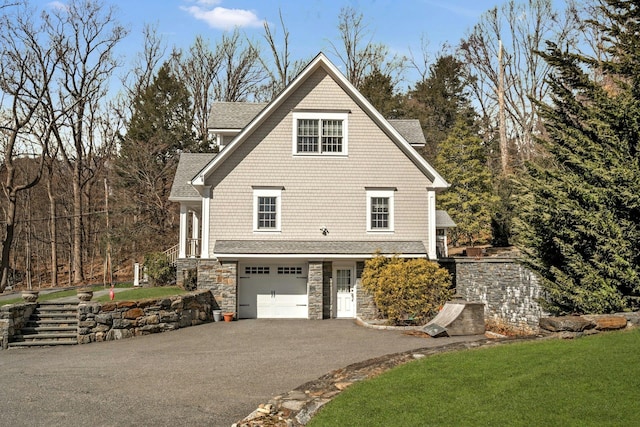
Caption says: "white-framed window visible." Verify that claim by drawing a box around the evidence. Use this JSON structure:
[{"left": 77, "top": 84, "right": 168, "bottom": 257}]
[
  {"left": 292, "top": 112, "right": 348, "bottom": 155},
  {"left": 253, "top": 188, "right": 282, "bottom": 232},
  {"left": 366, "top": 189, "right": 394, "bottom": 232}
]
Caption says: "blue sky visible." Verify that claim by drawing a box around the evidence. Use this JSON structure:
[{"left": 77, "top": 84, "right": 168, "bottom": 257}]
[{"left": 38, "top": 0, "right": 503, "bottom": 86}]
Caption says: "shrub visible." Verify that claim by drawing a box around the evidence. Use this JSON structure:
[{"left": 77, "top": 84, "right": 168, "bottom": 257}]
[
  {"left": 144, "top": 252, "right": 175, "bottom": 287},
  {"left": 361, "top": 254, "right": 453, "bottom": 325}
]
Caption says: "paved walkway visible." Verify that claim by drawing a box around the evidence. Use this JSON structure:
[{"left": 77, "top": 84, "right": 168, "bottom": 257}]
[{"left": 0, "top": 319, "right": 484, "bottom": 426}]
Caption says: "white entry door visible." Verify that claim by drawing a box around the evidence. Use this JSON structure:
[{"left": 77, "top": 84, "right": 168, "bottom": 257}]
[{"left": 336, "top": 267, "right": 354, "bottom": 318}]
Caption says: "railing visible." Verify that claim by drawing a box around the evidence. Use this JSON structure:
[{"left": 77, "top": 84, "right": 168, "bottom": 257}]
[
  {"left": 164, "top": 239, "right": 201, "bottom": 266},
  {"left": 164, "top": 245, "right": 179, "bottom": 266}
]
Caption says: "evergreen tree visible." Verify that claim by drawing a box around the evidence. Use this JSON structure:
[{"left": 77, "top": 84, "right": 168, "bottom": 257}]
[
  {"left": 114, "top": 62, "right": 198, "bottom": 253},
  {"left": 517, "top": 0, "right": 640, "bottom": 314},
  {"left": 408, "top": 55, "right": 475, "bottom": 161},
  {"left": 435, "top": 117, "right": 498, "bottom": 247},
  {"left": 359, "top": 67, "right": 403, "bottom": 118}
]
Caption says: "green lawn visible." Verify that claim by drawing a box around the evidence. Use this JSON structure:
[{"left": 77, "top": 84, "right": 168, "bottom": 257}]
[
  {"left": 309, "top": 330, "right": 640, "bottom": 427},
  {"left": 0, "top": 284, "right": 139, "bottom": 307},
  {"left": 94, "top": 286, "right": 186, "bottom": 302}
]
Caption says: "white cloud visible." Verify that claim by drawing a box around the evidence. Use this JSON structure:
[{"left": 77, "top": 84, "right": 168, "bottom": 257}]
[
  {"left": 47, "top": 1, "right": 68, "bottom": 11},
  {"left": 181, "top": 3, "right": 264, "bottom": 30},
  {"left": 194, "top": 0, "right": 222, "bottom": 5}
]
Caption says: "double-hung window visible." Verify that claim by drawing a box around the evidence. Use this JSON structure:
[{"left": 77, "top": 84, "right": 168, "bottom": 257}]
[
  {"left": 253, "top": 188, "right": 282, "bottom": 232},
  {"left": 293, "top": 112, "right": 348, "bottom": 155},
  {"left": 366, "top": 189, "right": 395, "bottom": 232}
]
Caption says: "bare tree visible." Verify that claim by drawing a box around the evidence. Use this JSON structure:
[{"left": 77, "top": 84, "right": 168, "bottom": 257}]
[
  {"left": 459, "top": 0, "right": 581, "bottom": 172},
  {"left": 123, "top": 23, "right": 167, "bottom": 111},
  {"left": 215, "top": 29, "right": 265, "bottom": 102},
  {"left": 0, "top": 2, "right": 58, "bottom": 291},
  {"left": 172, "top": 35, "right": 221, "bottom": 144},
  {"left": 42, "top": 0, "right": 126, "bottom": 284},
  {"left": 254, "top": 9, "right": 308, "bottom": 100},
  {"left": 329, "top": 6, "right": 406, "bottom": 89}
]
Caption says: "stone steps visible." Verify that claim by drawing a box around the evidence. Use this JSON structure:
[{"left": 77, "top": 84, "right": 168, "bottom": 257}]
[{"left": 8, "top": 301, "right": 78, "bottom": 348}]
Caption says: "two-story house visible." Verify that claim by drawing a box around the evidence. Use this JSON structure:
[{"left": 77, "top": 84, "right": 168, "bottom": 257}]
[{"left": 168, "top": 53, "right": 453, "bottom": 320}]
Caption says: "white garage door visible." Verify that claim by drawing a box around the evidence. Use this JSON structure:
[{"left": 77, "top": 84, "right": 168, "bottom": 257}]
[{"left": 238, "top": 264, "right": 308, "bottom": 319}]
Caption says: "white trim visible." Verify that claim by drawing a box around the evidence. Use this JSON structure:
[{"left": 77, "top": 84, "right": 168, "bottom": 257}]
[
  {"left": 366, "top": 189, "right": 395, "bottom": 232},
  {"left": 253, "top": 188, "right": 282, "bottom": 232},
  {"left": 214, "top": 253, "right": 427, "bottom": 260},
  {"left": 200, "top": 186, "right": 211, "bottom": 258},
  {"left": 334, "top": 262, "right": 356, "bottom": 318},
  {"left": 427, "top": 190, "right": 437, "bottom": 259},
  {"left": 291, "top": 111, "right": 349, "bottom": 156},
  {"left": 191, "top": 211, "right": 199, "bottom": 258},
  {"left": 179, "top": 204, "right": 188, "bottom": 258}
]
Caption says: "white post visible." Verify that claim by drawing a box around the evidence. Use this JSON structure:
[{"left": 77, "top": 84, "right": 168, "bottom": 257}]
[
  {"left": 200, "top": 186, "right": 211, "bottom": 258},
  {"left": 191, "top": 211, "right": 199, "bottom": 257},
  {"left": 133, "top": 262, "right": 140, "bottom": 287},
  {"left": 179, "top": 204, "right": 188, "bottom": 258},
  {"left": 427, "top": 190, "right": 437, "bottom": 260}
]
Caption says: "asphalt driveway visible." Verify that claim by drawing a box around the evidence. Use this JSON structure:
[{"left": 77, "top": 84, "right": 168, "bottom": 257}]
[{"left": 0, "top": 319, "right": 481, "bottom": 426}]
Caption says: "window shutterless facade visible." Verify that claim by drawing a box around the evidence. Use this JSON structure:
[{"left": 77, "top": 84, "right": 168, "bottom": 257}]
[
  {"left": 253, "top": 188, "right": 282, "bottom": 232},
  {"left": 293, "top": 112, "right": 348, "bottom": 155},
  {"left": 366, "top": 189, "right": 394, "bottom": 232}
]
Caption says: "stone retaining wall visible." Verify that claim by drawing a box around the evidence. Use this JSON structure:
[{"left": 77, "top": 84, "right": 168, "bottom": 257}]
[
  {"left": 439, "top": 257, "right": 546, "bottom": 330},
  {"left": 77, "top": 290, "right": 216, "bottom": 344},
  {"left": 0, "top": 302, "right": 36, "bottom": 349}
]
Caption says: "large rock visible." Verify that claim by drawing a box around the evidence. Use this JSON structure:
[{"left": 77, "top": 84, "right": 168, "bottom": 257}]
[
  {"left": 539, "top": 316, "right": 595, "bottom": 332},
  {"left": 583, "top": 315, "right": 627, "bottom": 330},
  {"left": 124, "top": 308, "right": 144, "bottom": 320}
]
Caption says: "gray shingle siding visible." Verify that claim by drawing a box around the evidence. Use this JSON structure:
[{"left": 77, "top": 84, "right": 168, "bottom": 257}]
[{"left": 205, "top": 69, "right": 434, "bottom": 255}]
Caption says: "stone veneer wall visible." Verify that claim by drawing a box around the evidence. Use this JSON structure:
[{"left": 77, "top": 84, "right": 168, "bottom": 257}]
[
  {"left": 196, "top": 260, "right": 237, "bottom": 313},
  {"left": 322, "top": 262, "right": 332, "bottom": 319},
  {"left": 356, "top": 281, "right": 379, "bottom": 320},
  {"left": 77, "top": 290, "right": 215, "bottom": 344},
  {"left": 0, "top": 303, "right": 36, "bottom": 349},
  {"left": 176, "top": 258, "right": 199, "bottom": 289},
  {"left": 307, "top": 262, "right": 323, "bottom": 320},
  {"left": 439, "top": 257, "right": 546, "bottom": 329}
]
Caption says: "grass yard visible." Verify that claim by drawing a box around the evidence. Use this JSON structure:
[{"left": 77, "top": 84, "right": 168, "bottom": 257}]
[
  {"left": 94, "top": 286, "right": 186, "bottom": 302},
  {"left": 308, "top": 330, "right": 640, "bottom": 427},
  {"left": 0, "top": 284, "right": 122, "bottom": 306}
]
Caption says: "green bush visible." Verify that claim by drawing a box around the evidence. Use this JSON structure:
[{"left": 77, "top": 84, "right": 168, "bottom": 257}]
[
  {"left": 144, "top": 252, "right": 175, "bottom": 287},
  {"left": 361, "top": 254, "right": 453, "bottom": 325}
]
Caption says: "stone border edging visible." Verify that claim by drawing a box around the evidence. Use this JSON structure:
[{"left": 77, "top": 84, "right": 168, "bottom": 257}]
[
  {"left": 233, "top": 334, "right": 527, "bottom": 427},
  {"left": 355, "top": 316, "right": 423, "bottom": 331}
]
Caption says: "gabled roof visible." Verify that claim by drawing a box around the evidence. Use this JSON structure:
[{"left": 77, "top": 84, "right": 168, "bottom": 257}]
[
  {"left": 168, "top": 153, "right": 217, "bottom": 201},
  {"left": 207, "top": 102, "right": 268, "bottom": 130},
  {"left": 387, "top": 119, "right": 426, "bottom": 147},
  {"left": 192, "top": 52, "right": 448, "bottom": 189}
]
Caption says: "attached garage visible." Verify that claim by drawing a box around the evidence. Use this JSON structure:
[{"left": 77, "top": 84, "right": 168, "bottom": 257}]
[{"left": 238, "top": 263, "right": 308, "bottom": 318}]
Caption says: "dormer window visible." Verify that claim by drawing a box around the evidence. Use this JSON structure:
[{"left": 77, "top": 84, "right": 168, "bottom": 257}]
[{"left": 293, "top": 112, "right": 348, "bottom": 155}]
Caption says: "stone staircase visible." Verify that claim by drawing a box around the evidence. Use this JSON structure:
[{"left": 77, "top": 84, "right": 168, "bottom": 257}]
[{"left": 8, "top": 302, "right": 78, "bottom": 348}]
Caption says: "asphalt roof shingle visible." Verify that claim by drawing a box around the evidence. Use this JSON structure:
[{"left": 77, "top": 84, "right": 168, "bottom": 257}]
[
  {"left": 214, "top": 240, "right": 427, "bottom": 256},
  {"left": 206, "top": 103, "right": 426, "bottom": 147},
  {"left": 169, "top": 153, "right": 217, "bottom": 200},
  {"left": 207, "top": 102, "right": 268, "bottom": 129},
  {"left": 387, "top": 119, "right": 426, "bottom": 146}
]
